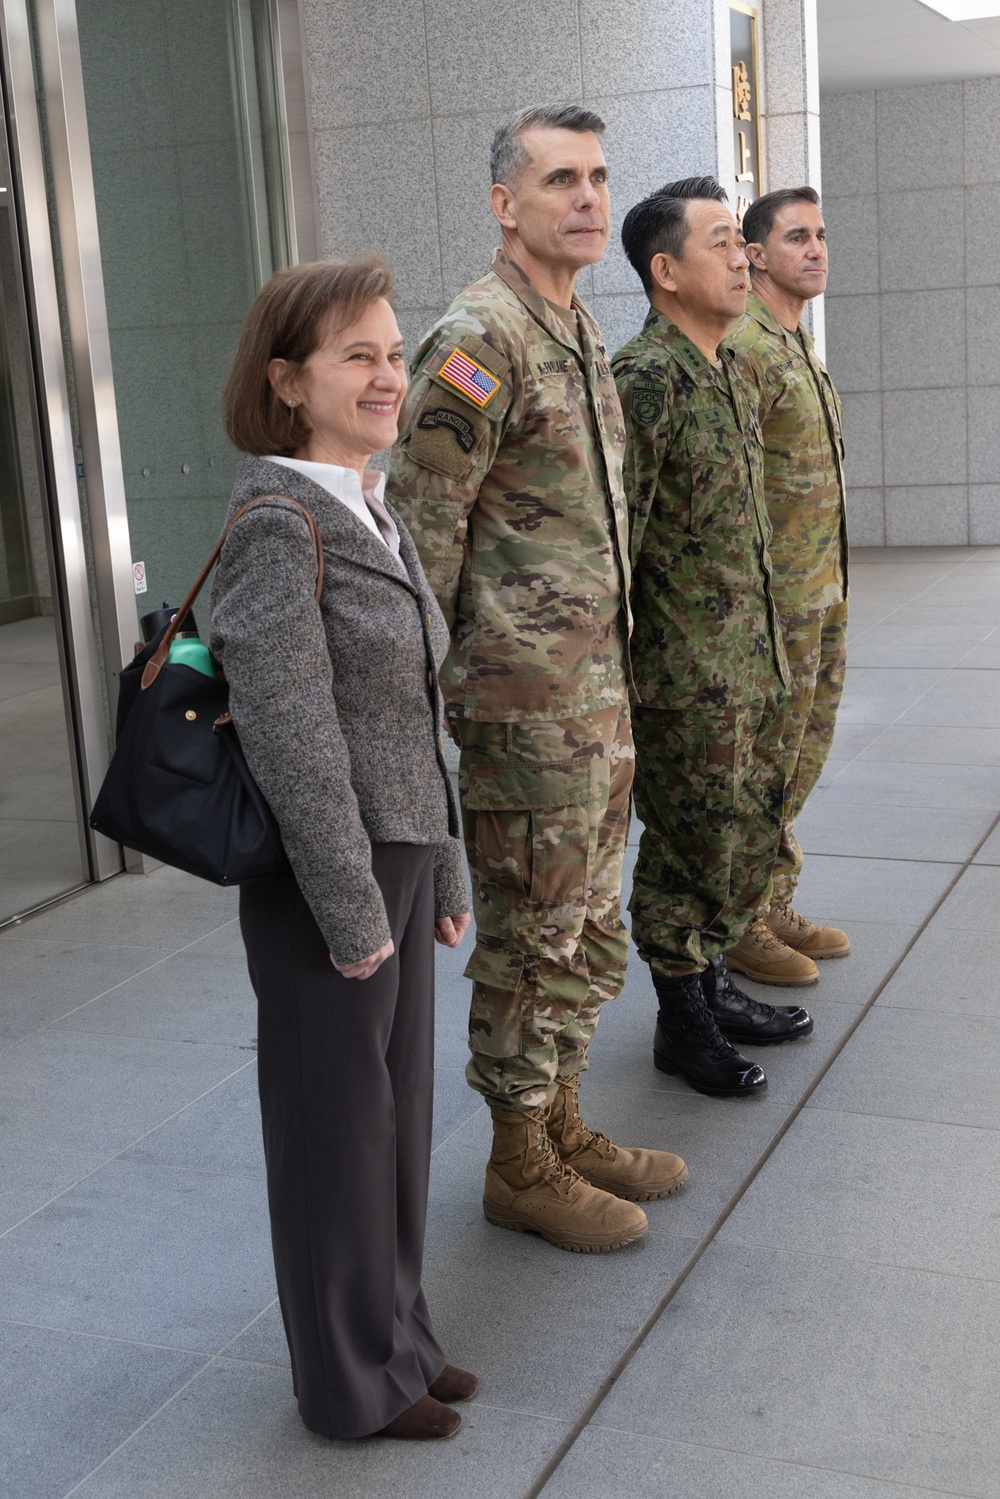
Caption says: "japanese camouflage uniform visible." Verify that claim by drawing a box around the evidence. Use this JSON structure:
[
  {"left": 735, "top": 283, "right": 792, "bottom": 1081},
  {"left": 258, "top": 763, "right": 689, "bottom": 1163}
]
[
  {"left": 387, "top": 249, "right": 633, "bottom": 1112},
  {"left": 613, "top": 308, "right": 789, "bottom": 980},
  {"left": 732, "top": 291, "right": 849, "bottom": 906}
]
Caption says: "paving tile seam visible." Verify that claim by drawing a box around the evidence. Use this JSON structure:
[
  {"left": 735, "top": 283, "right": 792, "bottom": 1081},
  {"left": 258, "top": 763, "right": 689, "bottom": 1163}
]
[
  {"left": 459, "top": 1401, "right": 566, "bottom": 1425},
  {"left": 0, "top": 878, "right": 92, "bottom": 936},
  {"left": 209, "top": 1354, "right": 291, "bottom": 1372},
  {"left": 700, "top": 1237, "right": 1000, "bottom": 1289},
  {"left": 805, "top": 1098, "right": 1000, "bottom": 1132},
  {"left": 215, "top": 1295, "right": 279, "bottom": 1356},
  {"left": 0, "top": 813, "right": 79, "bottom": 824},
  {"left": 805, "top": 1098, "right": 1000, "bottom": 1134},
  {"left": 0, "top": 936, "right": 170, "bottom": 953},
  {"left": 800, "top": 850, "right": 964, "bottom": 866},
  {"left": 0, "top": 683, "right": 67, "bottom": 707},
  {"left": 578, "top": 1425, "right": 981, "bottom": 1498},
  {"left": 0, "top": 1315, "right": 220, "bottom": 1359},
  {"left": 0, "top": 867, "right": 239, "bottom": 942},
  {"left": 843, "top": 557, "right": 997, "bottom": 653},
  {"left": 57, "top": 1353, "right": 235, "bottom": 1499},
  {"left": 872, "top": 999, "right": 1000, "bottom": 1020},
  {"left": 430, "top": 1100, "right": 488, "bottom": 1157},
  {"left": 35, "top": 1024, "right": 259, "bottom": 1050},
  {"left": 0, "top": 1056, "right": 259, "bottom": 1243},
  {"left": 111, "top": 1157, "right": 265, "bottom": 1180},
  {"left": 22, "top": 921, "right": 252, "bottom": 1040},
  {"left": 519, "top": 803, "right": 1000, "bottom": 1499}
]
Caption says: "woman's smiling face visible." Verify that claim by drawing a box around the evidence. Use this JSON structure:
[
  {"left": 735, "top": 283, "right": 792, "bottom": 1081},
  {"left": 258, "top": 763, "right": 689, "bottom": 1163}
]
[{"left": 271, "top": 297, "right": 407, "bottom": 469}]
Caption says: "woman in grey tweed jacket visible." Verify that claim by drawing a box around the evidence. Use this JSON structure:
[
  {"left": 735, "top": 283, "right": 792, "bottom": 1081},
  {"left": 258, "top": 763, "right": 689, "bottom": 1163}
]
[{"left": 209, "top": 257, "right": 474, "bottom": 1442}]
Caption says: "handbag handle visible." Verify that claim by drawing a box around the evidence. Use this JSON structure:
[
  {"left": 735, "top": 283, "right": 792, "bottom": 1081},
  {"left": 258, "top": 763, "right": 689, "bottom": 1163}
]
[{"left": 141, "top": 494, "right": 324, "bottom": 691}]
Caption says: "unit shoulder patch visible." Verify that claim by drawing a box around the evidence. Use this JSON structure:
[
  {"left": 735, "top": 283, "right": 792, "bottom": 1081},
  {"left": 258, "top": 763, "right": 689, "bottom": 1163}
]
[{"left": 631, "top": 380, "right": 666, "bottom": 429}]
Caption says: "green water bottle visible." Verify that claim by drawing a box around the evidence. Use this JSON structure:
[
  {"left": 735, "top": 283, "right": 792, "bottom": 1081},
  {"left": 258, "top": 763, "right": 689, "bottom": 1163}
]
[{"left": 167, "top": 635, "right": 217, "bottom": 678}]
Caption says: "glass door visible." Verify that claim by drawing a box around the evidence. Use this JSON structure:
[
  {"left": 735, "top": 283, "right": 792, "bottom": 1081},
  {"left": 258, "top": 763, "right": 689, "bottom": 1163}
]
[{"left": 0, "top": 114, "right": 89, "bottom": 922}]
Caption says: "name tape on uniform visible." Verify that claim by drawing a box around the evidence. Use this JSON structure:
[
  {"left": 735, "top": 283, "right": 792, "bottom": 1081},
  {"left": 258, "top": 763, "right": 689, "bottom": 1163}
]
[{"left": 438, "top": 348, "right": 501, "bottom": 408}]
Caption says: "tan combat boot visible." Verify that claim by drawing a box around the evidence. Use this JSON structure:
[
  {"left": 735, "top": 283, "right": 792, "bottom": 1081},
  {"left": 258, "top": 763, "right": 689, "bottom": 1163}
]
[
  {"left": 547, "top": 1074, "right": 688, "bottom": 1202},
  {"left": 484, "top": 1107, "right": 648, "bottom": 1253},
  {"left": 727, "top": 913, "right": 819, "bottom": 987},
  {"left": 766, "top": 902, "right": 850, "bottom": 959}
]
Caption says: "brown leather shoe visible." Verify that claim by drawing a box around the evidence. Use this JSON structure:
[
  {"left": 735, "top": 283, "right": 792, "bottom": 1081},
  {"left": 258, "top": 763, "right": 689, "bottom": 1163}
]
[
  {"left": 727, "top": 913, "right": 819, "bottom": 987},
  {"left": 766, "top": 902, "right": 850, "bottom": 959},
  {"left": 547, "top": 1074, "right": 688, "bottom": 1201},
  {"left": 380, "top": 1394, "right": 461, "bottom": 1440},
  {"left": 428, "top": 1364, "right": 478, "bottom": 1403},
  {"left": 484, "top": 1106, "right": 647, "bottom": 1252}
]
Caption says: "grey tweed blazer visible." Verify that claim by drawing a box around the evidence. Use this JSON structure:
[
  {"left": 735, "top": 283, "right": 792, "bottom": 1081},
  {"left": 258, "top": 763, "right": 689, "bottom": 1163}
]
[{"left": 209, "top": 456, "right": 467, "bottom": 965}]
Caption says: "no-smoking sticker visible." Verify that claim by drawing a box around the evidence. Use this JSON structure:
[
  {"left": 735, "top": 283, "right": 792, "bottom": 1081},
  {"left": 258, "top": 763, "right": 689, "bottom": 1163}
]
[{"left": 132, "top": 561, "right": 147, "bottom": 595}]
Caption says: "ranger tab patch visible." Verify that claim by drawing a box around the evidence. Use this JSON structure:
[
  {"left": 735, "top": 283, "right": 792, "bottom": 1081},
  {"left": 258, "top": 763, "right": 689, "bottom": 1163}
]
[
  {"left": 438, "top": 347, "right": 501, "bottom": 408},
  {"left": 417, "top": 406, "right": 477, "bottom": 453}
]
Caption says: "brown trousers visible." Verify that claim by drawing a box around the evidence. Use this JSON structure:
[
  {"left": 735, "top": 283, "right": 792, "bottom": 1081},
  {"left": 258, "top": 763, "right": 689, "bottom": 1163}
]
[{"left": 239, "top": 843, "right": 444, "bottom": 1439}]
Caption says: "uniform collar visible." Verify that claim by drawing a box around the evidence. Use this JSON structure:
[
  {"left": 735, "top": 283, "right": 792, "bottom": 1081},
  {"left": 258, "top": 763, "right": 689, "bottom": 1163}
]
[
  {"left": 490, "top": 248, "right": 598, "bottom": 356},
  {"left": 642, "top": 305, "right": 738, "bottom": 383},
  {"left": 745, "top": 289, "right": 811, "bottom": 354}
]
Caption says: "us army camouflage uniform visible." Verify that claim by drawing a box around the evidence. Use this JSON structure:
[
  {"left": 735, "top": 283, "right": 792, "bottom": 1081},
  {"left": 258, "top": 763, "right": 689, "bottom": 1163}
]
[
  {"left": 732, "top": 291, "right": 849, "bottom": 906},
  {"left": 387, "top": 249, "right": 633, "bottom": 1112},
  {"left": 613, "top": 308, "right": 789, "bottom": 980}
]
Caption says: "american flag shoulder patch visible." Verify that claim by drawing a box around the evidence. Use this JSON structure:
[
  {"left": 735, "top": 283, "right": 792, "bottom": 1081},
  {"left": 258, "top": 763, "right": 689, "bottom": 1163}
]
[{"left": 437, "top": 347, "right": 502, "bottom": 408}]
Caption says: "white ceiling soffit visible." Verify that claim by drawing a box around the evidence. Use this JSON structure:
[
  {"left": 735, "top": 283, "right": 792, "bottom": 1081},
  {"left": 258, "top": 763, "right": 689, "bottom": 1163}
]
[{"left": 818, "top": 0, "right": 1000, "bottom": 94}]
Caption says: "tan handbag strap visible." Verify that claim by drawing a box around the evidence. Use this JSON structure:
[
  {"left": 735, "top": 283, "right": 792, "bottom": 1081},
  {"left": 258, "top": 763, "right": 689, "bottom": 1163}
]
[{"left": 141, "top": 494, "right": 324, "bottom": 690}]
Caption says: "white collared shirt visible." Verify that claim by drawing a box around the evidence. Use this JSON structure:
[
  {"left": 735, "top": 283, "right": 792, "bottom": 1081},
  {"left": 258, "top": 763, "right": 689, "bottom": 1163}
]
[{"left": 268, "top": 456, "right": 401, "bottom": 557}]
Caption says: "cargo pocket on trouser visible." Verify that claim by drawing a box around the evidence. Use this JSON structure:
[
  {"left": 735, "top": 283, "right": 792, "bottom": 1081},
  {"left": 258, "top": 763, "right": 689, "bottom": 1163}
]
[{"left": 463, "top": 756, "right": 593, "bottom": 1057}]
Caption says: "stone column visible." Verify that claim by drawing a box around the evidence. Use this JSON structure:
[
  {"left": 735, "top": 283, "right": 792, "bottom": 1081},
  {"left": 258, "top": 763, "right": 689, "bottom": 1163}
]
[{"left": 761, "top": 0, "right": 824, "bottom": 347}]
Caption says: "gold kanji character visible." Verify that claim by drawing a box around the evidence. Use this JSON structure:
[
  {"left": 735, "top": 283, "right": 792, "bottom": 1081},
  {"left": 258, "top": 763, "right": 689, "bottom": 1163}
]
[{"left": 732, "top": 60, "right": 752, "bottom": 122}]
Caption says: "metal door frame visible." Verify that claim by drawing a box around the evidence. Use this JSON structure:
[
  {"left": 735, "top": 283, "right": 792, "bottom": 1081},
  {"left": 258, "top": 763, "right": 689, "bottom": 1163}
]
[
  {"left": 0, "top": 0, "right": 131, "bottom": 883},
  {"left": 0, "top": 0, "right": 313, "bottom": 891}
]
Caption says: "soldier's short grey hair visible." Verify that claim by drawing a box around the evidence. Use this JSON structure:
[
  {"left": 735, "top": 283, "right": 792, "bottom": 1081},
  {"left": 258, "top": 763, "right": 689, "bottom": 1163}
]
[{"left": 490, "top": 104, "right": 606, "bottom": 189}]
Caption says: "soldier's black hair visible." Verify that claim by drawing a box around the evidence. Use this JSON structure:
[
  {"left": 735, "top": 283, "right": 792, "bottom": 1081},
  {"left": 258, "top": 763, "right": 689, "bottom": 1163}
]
[
  {"left": 621, "top": 178, "right": 728, "bottom": 297},
  {"left": 490, "top": 104, "right": 606, "bottom": 189},
  {"left": 742, "top": 186, "right": 821, "bottom": 266}
]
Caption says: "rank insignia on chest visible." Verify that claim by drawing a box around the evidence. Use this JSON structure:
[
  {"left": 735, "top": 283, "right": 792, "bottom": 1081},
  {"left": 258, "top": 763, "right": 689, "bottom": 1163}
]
[
  {"left": 631, "top": 380, "right": 665, "bottom": 428},
  {"left": 438, "top": 348, "right": 501, "bottom": 407}
]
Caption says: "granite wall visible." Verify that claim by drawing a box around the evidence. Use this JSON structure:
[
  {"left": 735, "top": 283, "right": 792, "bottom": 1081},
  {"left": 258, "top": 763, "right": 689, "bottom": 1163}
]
[
  {"left": 823, "top": 77, "right": 1000, "bottom": 545},
  {"left": 298, "top": 0, "right": 821, "bottom": 363}
]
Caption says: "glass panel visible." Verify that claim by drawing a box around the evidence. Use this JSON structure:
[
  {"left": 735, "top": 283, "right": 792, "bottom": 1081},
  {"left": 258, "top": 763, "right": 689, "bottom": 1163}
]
[
  {"left": 0, "top": 106, "right": 89, "bottom": 921},
  {"left": 74, "top": 0, "right": 290, "bottom": 614}
]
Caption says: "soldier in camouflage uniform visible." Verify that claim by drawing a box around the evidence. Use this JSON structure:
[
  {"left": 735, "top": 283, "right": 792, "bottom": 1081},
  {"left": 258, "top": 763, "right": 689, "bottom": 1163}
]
[
  {"left": 388, "top": 105, "right": 686, "bottom": 1253},
  {"left": 613, "top": 179, "right": 814, "bottom": 1099},
  {"left": 728, "top": 186, "right": 851, "bottom": 985}
]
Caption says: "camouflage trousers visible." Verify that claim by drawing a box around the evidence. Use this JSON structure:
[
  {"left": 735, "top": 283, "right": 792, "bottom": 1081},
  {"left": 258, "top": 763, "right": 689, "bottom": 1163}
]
[
  {"left": 455, "top": 704, "right": 633, "bottom": 1112},
  {"left": 765, "top": 599, "right": 849, "bottom": 907},
  {"left": 631, "top": 698, "right": 788, "bottom": 980}
]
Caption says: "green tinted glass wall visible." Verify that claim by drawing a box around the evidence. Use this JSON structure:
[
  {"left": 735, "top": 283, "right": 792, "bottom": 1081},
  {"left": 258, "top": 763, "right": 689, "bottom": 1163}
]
[{"left": 75, "top": 0, "right": 288, "bottom": 613}]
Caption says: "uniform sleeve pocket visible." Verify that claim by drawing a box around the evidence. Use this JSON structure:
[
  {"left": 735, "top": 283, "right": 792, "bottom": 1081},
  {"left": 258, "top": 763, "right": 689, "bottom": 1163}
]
[{"left": 464, "top": 758, "right": 590, "bottom": 810}]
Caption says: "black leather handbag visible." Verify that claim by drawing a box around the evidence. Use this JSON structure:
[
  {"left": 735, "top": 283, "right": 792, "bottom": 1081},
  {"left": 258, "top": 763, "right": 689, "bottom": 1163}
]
[{"left": 90, "top": 495, "right": 324, "bottom": 885}]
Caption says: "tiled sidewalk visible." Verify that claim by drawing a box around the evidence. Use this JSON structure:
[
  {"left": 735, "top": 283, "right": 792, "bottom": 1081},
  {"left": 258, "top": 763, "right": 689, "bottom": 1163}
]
[{"left": 3, "top": 546, "right": 1000, "bottom": 1499}]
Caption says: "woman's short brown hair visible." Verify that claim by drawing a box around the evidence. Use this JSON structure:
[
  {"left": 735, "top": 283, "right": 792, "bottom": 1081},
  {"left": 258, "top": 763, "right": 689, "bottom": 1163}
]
[{"left": 223, "top": 255, "right": 395, "bottom": 456}]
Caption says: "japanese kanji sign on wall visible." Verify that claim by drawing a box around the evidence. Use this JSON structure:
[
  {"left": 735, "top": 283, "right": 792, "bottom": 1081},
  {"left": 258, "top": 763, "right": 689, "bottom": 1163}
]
[{"left": 730, "top": 4, "right": 762, "bottom": 225}]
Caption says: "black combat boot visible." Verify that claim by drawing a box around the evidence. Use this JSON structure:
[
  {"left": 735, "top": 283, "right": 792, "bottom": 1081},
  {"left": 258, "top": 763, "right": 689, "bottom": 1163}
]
[
  {"left": 702, "top": 955, "right": 813, "bottom": 1045},
  {"left": 652, "top": 972, "right": 767, "bottom": 1098}
]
